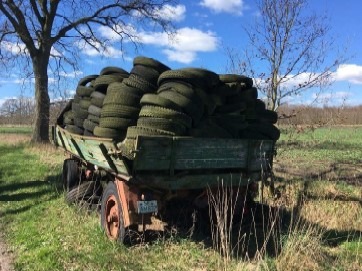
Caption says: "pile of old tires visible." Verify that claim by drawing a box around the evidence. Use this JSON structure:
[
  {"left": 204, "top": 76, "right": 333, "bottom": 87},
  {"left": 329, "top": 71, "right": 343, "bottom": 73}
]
[{"left": 61, "top": 56, "right": 279, "bottom": 147}]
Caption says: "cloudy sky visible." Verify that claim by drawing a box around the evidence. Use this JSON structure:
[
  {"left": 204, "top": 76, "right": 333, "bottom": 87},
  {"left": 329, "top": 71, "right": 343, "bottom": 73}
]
[{"left": 0, "top": 0, "right": 361, "bottom": 106}]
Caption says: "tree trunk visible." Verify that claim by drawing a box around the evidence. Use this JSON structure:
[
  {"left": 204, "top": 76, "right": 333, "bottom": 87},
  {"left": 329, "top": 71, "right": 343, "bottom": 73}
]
[{"left": 32, "top": 56, "right": 50, "bottom": 143}]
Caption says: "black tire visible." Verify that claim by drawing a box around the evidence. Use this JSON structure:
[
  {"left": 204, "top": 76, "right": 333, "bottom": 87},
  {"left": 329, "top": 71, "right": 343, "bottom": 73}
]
[
  {"left": 100, "top": 66, "right": 129, "bottom": 76},
  {"left": 122, "top": 74, "right": 157, "bottom": 93},
  {"left": 65, "top": 125, "right": 84, "bottom": 135},
  {"left": 239, "top": 87, "right": 258, "bottom": 101},
  {"left": 83, "top": 129, "right": 94, "bottom": 137},
  {"left": 63, "top": 117, "right": 74, "bottom": 125},
  {"left": 103, "top": 87, "right": 141, "bottom": 107},
  {"left": 107, "top": 81, "right": 145, "bottom": 97},
  {"left": 88, "top": 105, "right": 102, "bottom": 117},
  {"left": 158, "top": 90, "right": 204, "bottom": 123},
  {"left": 158, "top": 68, "right": 219, "bottom": 89},
  {"left": 91, "top": 97, "right": 105, "bottom": 108},
  {"left": 214, "top": 102, "right": 247, "bottom": 114},
  {"left": 219, "top": 74, "right": 253, "bottom": 87},
  {"left": 78, "top": 75, "right": 98, "bottom": 86},
  {"left": 91, "top": 91, "right": 106, "bottom": 100},
  {"left": 126, "top": 126, "right": 175, "bottom": 139},
  {"left": 139, "top": 105, "right": 192, "bottom": 128},
  {"left": 93, "top": 126, "right": 126, "bottom": 139},
  {"left": 87, "top": 114, "right": 100, "bottom": 124},
  {"left": 79, "top": 99, "right": 92, "bottom": 109},
  {"left": 76, "top": 85, "right": 94, "bottom": 97},
  {"left": 73, "top": 107, "right": 89, "bottom": 119},
  {"left": 133, "top": 56, "right": 170, "bottom": 73},
  {"left": 94, "top": 74, "right": 125, "bottom": 92},
  {"left": 258, "top": 110, "right": 278, "bottom": 124},
  {"left": 137, "top": 117, "right": 187, "bottom": 135},
  {"left": 101, "top": 104, "right": 140, "bottom": 118},
  {"left": 65, "top": 181, "right": 96, "bottom": 204},
  {"left": 83, "top": 119, "right": 98, "bottom": 132},
  {"left": 140, "top": 94, "right": 183, "bottom": 112},
  {"left": 73, "top": 118, "right": 85, "bottom": 128},
  {"left": 246, "top": 123, "right": 281, "bottom": 140},
  {"left": 130, "top": 65, "right": 160, "bottom": 85},
  {"left": 157, "top": 81, "right": 195, "bottom": 100},
  {"left": 99, "top": 117, "right": 136, "bottom": 129},
  {"left": 62, "top": 159, "right": 79, "bottom": 191},
  {"left": 101, "top": 182, "right": 125, "bottom": 242}
]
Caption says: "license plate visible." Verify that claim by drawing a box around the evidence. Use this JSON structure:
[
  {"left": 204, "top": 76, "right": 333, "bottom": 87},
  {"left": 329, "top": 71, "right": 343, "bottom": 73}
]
[{"left": 137, "top": 200, "right": 158, "bottom": 214}]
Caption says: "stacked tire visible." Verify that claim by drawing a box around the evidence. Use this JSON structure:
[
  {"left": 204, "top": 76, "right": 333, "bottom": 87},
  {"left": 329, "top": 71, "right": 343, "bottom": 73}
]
[
  {"left": 88, "top": 67, "right": 129, "bottom": 138},
  {"left": 102, "top": 57, "right": 172, "bottom": 141},
  {"left": 65, "top": 75, "right": 97, "bottom": 135},
  {"left": 61, "top": 56, "right": 280, "bottom": 148}
]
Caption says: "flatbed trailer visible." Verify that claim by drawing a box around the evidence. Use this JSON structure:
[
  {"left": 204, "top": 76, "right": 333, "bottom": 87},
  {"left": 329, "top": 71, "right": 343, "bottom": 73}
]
[{"left": 53, "top": 114, "right": 275, "bottom": 242}]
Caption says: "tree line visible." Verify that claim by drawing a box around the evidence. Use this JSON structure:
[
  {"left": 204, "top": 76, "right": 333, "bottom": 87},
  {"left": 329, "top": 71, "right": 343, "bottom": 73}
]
[{"left": 1, "top": 97, "right": 361, "bottom": 126}]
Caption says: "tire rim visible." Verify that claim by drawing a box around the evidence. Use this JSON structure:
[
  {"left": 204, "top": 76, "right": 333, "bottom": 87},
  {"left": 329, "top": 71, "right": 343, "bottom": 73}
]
[{"left": 104, "top": 195, "right": 120, "bottom": 240}]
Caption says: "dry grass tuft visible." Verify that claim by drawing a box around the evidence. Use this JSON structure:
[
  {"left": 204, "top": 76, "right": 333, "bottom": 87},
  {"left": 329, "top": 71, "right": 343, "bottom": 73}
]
[
  {"left": 0, "top": 134, "right": 30, "bottom": 145},
  {"left": 276, "top": 221, "right": 330, "bottom": 271}
]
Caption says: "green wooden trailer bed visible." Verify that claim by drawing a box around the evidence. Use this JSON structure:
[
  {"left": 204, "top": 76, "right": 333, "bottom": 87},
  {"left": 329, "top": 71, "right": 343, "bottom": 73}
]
[{"left": 52, "top": 122, "right": 276, "bottom": 242}]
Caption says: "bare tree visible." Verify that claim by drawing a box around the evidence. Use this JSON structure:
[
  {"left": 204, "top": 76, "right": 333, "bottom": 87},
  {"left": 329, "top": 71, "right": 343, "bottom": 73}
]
[
  {"left": 0, "top": 0, "right": 174, "bottom": 142},
  {"left": 227, "top": 0, "right": 344, "bottom": 111},
  {"left": 0, "top": 96, "right": 35, "bottom": 125}
]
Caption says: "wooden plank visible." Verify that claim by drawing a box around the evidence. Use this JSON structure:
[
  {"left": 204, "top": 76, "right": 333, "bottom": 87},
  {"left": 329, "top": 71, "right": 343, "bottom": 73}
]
[
  {"left": 133, "top": 172, "right": 262, "bottom": 190},
  {"left": 133, "top": 136, "right": 173, "bottom": 170},
  {"left": 55, "top": 126, "right": 130, "bottom": 175}
]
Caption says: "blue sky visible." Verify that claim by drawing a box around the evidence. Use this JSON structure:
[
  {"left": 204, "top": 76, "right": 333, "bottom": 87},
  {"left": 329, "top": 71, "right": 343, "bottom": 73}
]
[{"left": 0, "top": 0, "right": 362, "bottom": 107}]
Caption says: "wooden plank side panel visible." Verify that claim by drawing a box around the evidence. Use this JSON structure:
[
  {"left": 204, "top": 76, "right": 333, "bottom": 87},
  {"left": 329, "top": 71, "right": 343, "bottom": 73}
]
[
  {"left": 173, "top": 138, "right": 249, "bottom": 170},
  {"left": 248, "top": 140, "right": 275, "bottom": 171},
  {"left": 55, "top": 126, "right": 129, "bottom": 175},
  {"left": 133, "top": 136, "right": 173, "bottom": 171}
]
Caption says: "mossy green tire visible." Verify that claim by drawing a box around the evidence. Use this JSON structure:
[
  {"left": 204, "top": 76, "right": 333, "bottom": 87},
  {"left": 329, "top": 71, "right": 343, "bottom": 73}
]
[
  {"left": 93, "top": 126, "right": 126, "bottom": 139},
  {"left": 133, "top": 56, "right": 170, "bottom": 73},
  {"left": 99, "top": 117, "right": 136, "bottom": 129},
  {"left": 140, "top": 94, "right": 183, "bottom": 112},
  {"left": 137, "top": 117, "right": 187, "bottom": 135},
  {"left": 139, "top": 105, "right": 192, "bottom": 128},
  {"left": 126, "top": 126, "right": 175, "bottom": 139},
  {"left": 101, "top": 104, "right": 140, "bottom": 118},
  {"left": 83, "top": 119, "right": 98, "bottom": 132}
]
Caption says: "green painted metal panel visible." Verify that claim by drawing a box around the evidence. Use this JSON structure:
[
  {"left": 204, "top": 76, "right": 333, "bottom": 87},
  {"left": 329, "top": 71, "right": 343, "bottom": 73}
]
[{"left": 55, "top": 126, "right": 130, "bottom": 175}]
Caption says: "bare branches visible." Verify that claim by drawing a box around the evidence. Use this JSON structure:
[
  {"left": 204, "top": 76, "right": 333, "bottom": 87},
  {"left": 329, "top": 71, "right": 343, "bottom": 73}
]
[{"left": 231, "top": 0, "right": 343, "bottom": 111}]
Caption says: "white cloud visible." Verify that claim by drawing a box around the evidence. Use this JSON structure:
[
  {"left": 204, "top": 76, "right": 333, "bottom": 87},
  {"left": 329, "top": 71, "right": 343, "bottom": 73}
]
[
  {"left": 138, "top": 27, "right": 219, "bottom": 63},
  {"left": 58, "top": 70, "right": 83, "bottom": 78},
  {"left": 334, "top": 64, "right": 362, "bottom": 84},
  {"left": 200, "top": 0, "right": 245, "bottom": 15},
  {"left": 154, "top": 4, "right": 186, "bottom": 22},
  {"left": 76, "top": 40, "right": 124, "bottom": 58},
  {"left": 98, "top": 24, "right": 137, "bottom": 41},
  {"left": 311, "top": 91, "right": 352, "bottom": 106},
  {"left": 1, "top": 41, "right": 27, "bottom": 55}
]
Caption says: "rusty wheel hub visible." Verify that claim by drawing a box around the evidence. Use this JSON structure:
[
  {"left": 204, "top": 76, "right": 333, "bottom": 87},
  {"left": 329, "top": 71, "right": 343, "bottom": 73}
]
[{"left": 105, "top": 195, "right": 120, "bottom": 240}]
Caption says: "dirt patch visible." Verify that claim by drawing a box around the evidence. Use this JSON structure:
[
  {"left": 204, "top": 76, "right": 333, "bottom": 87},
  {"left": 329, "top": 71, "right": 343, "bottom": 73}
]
[{"left": 0, "top": 232, "right": 14, "bottom": 271}]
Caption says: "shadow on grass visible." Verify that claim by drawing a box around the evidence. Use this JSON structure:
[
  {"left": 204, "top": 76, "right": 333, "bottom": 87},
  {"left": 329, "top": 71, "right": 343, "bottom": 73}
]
[
  {"left": 127, "top": 185, "right": 362, "bottom": 261},
  {"left": 0, "top": 173, "right": 62, "bottom": 215}
]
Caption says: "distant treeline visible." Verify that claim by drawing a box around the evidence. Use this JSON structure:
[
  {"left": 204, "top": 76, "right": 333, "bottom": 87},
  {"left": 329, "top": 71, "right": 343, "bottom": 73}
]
[
  {"left": 278, "top": 105, "right": 362, "bottom": 126},
  {"left": 1, "top": 97, "right": 361, "bottom": 126}
]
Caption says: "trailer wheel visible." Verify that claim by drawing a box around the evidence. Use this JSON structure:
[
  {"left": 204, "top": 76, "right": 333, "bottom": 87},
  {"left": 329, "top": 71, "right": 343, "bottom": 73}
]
[
  {"left": 65, "top": 181, "right": 96, "bottom": 204},
  {"left": 62, "top": 159, "right": 79, "bottom": 191},
  {"left": 101, "top": 182, "right": 125, "bottom": 243}
]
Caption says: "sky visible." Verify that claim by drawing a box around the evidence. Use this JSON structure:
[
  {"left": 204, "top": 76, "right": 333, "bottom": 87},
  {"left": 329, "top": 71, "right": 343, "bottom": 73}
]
[{"left": 0, "top": 0, "right": 362, "bottom": 107}]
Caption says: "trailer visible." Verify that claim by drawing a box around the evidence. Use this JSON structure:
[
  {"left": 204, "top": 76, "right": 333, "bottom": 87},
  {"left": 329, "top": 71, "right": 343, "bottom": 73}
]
[{"left": 52, "top": 108, "right": 276, "bottom": 243}]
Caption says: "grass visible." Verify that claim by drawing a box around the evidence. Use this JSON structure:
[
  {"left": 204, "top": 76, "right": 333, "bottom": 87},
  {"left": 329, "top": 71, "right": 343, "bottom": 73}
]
[
  {"left": 0, "top": 127, "right": 361, "bottom": 270},
  {"left": 0, "top": 125, "right": 32, "bottom": 134}
]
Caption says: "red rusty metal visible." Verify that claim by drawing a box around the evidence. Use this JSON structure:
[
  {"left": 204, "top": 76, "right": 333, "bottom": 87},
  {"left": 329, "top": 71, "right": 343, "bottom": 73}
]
[
  {"left": 104, "top": 194, "right": 120, "bottom": 240},
  {"left": 114, "top": 178, "right": 140, "bottom": 228}
]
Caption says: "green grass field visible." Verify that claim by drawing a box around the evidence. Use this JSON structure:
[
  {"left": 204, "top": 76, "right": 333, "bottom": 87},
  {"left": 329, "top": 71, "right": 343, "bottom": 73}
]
[
  {"left": 0, "top": 126, "right": 32, "bottom": 134},
  {"left": 0, "top": 127, "right": 361, "bottom": 271}
]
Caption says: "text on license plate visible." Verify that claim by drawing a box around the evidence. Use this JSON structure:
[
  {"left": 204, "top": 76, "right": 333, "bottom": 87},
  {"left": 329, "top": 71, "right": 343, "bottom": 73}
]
[{"left": 137, "top": 200, "right": 158, "bottom": 214}]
